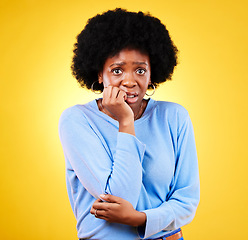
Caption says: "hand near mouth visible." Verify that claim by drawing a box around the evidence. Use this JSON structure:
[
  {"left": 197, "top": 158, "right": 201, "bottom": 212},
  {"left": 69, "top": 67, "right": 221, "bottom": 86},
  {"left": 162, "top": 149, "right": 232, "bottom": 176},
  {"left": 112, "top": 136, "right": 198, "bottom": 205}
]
[
  {"left": 101, "top": 85, "right": 135, "bottom": 135},
  {"left": 102, "top": 86, "right": 134, "bottom": 120}
]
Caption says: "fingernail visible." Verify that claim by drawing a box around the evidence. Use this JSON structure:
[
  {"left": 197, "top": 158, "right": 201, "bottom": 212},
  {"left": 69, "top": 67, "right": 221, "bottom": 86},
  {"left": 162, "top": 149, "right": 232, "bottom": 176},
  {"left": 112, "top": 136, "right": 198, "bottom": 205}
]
[{"left": 100, "top": 194, "right": 106, "bottom": 199}]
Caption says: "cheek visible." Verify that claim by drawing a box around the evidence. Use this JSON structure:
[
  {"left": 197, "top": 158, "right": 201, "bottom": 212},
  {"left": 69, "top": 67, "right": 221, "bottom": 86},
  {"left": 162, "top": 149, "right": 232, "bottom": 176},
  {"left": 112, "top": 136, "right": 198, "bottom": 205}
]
[
  {"left": 141, "top": 78, "right": 150, "bottom": 91},
  {"left": 102, "top": 73, "right": 112, "bottom": 87},
  {"left": 103, "top": 73, "right": 122, "bottom": 87}
]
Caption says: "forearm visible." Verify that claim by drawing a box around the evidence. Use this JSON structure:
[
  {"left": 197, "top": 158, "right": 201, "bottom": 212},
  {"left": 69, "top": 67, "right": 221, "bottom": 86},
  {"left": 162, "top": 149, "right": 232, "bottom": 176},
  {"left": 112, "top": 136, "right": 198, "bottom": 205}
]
[
  {"left": 60, "top": 114, "right": 144, "bottom": 205},
  {"left": 119, "top": 117, "right": 135, "bottom": 136},
  {"left": 101, "top": 131, "right": 145, "bottom": 207},
  {"left": 129, "top": 210, "right": 146, "bottom": 227},
  {"left": 60, "top": 105, "right": 144, "bottom": 207}
]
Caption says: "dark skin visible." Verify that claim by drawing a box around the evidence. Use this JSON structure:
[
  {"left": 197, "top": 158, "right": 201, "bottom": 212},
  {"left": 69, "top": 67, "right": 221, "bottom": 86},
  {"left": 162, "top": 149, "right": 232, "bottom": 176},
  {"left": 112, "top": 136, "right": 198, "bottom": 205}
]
[
  {"left": 90, "top": 48, "right": 150, "bottom": 227},
  {"left": 90, "top": 194, "right": 146, "bottom": 227}
]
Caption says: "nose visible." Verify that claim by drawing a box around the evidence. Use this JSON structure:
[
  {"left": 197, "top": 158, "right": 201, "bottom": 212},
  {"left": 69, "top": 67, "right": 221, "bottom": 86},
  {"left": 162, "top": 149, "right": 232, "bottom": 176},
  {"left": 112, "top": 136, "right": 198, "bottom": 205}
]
[{"left": 121, "top": 73, "right": 137, "bottom": 88}]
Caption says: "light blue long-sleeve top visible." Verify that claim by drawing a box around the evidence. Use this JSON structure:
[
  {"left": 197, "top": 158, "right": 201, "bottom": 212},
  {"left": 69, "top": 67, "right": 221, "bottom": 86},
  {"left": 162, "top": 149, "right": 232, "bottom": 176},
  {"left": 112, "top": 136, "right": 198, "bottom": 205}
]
[{"left": 58, "top": 98, "right": 200, "bottom": 240}]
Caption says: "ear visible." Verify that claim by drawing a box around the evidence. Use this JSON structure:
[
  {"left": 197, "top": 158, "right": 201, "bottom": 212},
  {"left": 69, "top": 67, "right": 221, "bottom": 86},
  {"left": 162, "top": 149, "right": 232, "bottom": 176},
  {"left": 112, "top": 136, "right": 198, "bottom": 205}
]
[{"left": 98, "top": 72, "right": 103, "bottom": 84}]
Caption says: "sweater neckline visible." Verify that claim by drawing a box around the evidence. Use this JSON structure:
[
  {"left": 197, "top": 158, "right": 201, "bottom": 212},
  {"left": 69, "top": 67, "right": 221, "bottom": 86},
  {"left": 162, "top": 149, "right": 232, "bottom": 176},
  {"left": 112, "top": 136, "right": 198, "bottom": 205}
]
[{"left": 89, "top": 98, "right": 156, "bottom": 125}]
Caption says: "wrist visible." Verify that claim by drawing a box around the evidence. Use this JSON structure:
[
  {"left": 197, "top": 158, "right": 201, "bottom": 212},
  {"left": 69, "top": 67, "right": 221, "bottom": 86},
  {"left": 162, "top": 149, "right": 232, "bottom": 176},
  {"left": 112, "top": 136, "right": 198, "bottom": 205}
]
[
  {"left": 118, "top": 117, "right": 135, "bottom": 136},
  {"left": 130, "top": 210, "right": 146, "bottom": 227}
]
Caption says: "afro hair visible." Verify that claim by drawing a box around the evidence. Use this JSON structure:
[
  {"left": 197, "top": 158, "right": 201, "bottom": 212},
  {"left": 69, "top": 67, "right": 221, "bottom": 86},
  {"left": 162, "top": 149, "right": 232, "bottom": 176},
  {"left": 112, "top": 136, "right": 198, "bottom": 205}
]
[{"left": 71, "top": 8, "right": 178, "bottom": 91}]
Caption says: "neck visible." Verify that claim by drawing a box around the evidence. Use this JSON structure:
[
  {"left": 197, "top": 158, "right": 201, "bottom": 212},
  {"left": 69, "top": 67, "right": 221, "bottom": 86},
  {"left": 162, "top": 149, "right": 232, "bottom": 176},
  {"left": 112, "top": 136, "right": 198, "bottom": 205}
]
[{"left": 131, "top": 100, "right": 145, "bottom": 120}]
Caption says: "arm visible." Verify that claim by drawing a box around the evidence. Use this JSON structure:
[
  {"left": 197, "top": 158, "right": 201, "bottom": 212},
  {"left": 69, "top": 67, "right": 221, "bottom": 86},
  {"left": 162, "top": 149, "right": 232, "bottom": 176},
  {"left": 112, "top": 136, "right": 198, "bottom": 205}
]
[
  {"left": 139, "top": 114, "right": 200, "bottom": 238},
  {"left": 89, "top": 114, "right": 199, "bottom": 238},
  {"left": 59, "top": 106, "right": 145, "bottom": 208}
]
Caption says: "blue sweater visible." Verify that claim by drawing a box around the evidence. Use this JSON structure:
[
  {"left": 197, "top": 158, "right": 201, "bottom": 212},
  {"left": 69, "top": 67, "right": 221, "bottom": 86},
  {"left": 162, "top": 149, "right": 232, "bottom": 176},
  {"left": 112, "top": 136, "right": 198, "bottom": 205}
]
[{"left": 59, "top": 98, "right": 200, "bottom": 239}]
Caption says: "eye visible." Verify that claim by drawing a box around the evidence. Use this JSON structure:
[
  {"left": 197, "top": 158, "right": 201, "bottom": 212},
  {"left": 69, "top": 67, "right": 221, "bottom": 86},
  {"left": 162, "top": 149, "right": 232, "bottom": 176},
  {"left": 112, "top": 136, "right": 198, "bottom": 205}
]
[
  {"left": 136, "top": 68, "right": 146, "bottom": 75},
  {"left": 112, "top": 68, "right": 123, "bottom": 75}
]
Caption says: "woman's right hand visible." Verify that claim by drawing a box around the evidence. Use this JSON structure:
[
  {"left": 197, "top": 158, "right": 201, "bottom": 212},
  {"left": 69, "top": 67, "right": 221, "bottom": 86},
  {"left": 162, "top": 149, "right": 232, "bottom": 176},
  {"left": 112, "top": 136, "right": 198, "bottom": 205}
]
[
  {"left": 102, "top": 86, "right": 135, "bottom": 135},
  {"left": 102, "top": 85, "right": 133, "bottom": 121}
]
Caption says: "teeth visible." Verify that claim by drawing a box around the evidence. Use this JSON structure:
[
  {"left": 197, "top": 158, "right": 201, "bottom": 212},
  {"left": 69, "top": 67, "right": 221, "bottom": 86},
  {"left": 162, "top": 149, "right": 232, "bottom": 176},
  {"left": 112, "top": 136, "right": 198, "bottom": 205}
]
[{"left": 127, "top": 95, "right": 135, "bottom": 98}]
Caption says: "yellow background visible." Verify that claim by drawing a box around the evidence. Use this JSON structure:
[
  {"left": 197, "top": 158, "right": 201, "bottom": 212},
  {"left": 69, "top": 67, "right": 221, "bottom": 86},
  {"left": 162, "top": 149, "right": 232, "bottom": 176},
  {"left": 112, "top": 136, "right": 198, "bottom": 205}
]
[{"left": 1, "top": 0, "right": 247, "bottom": 239}]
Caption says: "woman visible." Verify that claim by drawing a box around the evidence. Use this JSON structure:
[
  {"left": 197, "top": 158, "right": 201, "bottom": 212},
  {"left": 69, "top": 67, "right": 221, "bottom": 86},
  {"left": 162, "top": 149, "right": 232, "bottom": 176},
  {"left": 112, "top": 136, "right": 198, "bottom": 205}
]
[{"left": 59, "top": 8, "right": 200, "bottom": 240}]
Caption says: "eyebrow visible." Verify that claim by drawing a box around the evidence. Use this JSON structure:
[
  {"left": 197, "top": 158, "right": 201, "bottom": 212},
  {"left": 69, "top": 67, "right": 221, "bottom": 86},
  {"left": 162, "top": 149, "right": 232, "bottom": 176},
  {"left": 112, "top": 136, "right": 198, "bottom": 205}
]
[{"left": 109, "top": 62, "right": 148, "bottom": 67}]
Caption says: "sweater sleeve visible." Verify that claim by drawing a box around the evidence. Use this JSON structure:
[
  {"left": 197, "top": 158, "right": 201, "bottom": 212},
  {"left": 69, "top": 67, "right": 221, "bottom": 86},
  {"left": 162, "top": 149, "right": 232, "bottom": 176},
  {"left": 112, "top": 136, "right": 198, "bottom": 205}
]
[
  {"left": 139, "top": 114, "right": 200, "bottom": 239},
  {"left": 58, "top": 107, "right": 146, "bottom": 208}
]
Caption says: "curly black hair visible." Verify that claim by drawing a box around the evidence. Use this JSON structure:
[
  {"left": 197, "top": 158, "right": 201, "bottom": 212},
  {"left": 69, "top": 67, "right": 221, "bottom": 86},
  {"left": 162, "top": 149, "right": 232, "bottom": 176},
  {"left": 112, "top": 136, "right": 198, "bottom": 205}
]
[{"left": 71, "top": 8, "right": 178, "bottom": 91}]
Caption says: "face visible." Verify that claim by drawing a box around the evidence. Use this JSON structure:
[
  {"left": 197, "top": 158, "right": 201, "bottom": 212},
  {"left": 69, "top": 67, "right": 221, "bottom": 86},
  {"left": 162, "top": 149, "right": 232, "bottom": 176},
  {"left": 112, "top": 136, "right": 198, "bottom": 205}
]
[{"left": 98, "top": 48, "right": 151, "bottom": 106}]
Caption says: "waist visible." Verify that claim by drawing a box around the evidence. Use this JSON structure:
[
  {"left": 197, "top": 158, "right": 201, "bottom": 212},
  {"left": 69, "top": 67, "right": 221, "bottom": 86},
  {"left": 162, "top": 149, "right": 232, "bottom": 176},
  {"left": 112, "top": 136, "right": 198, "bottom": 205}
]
[
  {"left": 79, "top": 228, "right": 183, "bottom": 240},
  {"left": 151, "top": 228, "right": 183, "bottom": 240}
]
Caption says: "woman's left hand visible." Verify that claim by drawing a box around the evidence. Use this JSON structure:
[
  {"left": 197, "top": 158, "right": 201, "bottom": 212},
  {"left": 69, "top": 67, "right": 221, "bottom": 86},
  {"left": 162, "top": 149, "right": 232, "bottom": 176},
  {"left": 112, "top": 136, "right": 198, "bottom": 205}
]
[{"left": 90, "top": 194, "right": 146, "bottom": 227}]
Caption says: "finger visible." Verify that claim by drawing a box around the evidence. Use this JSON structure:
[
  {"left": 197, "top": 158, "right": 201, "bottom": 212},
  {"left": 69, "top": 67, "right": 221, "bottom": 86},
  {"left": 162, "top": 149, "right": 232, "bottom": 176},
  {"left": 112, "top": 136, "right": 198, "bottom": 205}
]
[
  {"left": 90, "top": 203, "right": 98, "bottom": 214},
  {"left": 93, "top": 209, "right": 107, "bottom": 218},
  {"left": 90, "top": 199, "right": 103, "bottom": 214},
  {"left": 92, "top": 201, "right": 114, "bottom": 210},
  {"left": 110, "top": 86, "right": 120, "bottom": 100},
  {"left": 100, "top": 194, "right": 122, "bottom": 203},
  {"left": 90, "top": 208, "right": 99, "bottom": 217},
  {"left": 91, "top": 198, "right": 102, "bottom": 206},
  {"left": 94, "top": 214, "right": 109, "bottom": 222},
  {"left": 116, "top": 89, "right": 127, "bottom": 101},
  {"left": 102, "top": 85, "right": 113, "bottom": 103},
  {"left": 90, "top": 207, "right": 95, "bottom": 215},
  {"left": 90, "top": 206, "right": 106, "bottom": 215}
]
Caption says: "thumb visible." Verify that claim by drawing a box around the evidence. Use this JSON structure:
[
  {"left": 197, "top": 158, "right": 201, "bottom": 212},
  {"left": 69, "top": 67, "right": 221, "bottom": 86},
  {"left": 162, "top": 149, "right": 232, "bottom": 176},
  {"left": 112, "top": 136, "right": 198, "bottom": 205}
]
[{"left": 100, "top": 194, "right": 121, "bottom": 203}]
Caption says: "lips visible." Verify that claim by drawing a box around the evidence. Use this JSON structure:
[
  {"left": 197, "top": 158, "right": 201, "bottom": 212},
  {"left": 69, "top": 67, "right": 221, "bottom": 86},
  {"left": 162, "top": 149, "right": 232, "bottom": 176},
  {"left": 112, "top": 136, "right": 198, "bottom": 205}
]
[
  {"left": 126, "top": 92, "right": 138, "bottom": 97},
  {"left": 125, "top": 92, "right": 138, "bottom": 103}
]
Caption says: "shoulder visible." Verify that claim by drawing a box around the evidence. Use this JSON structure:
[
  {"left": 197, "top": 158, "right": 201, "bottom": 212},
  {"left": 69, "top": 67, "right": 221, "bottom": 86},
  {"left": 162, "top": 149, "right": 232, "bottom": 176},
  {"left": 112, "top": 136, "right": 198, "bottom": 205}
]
[
  {"left": 153, "top": 100, "right": 189, "bottom": 120},
  {"left": 151, "top": 100, "right": 193, "bottom": 134},
  {"left": 149, "top": 100, "right": 192, "bottom": 132},
  {"left": 59, "top": 105, "right": 84, "bottom": 123},
  {"left": 59, "top": 101, "right": 95, "bottom": 129}
]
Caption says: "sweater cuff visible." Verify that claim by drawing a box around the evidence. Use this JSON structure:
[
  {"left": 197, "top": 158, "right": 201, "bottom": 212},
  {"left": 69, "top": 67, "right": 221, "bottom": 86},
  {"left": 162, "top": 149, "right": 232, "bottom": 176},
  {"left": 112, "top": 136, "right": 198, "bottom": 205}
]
[{"left": 139, "top": 203, "right": 175, "bottom": 239}]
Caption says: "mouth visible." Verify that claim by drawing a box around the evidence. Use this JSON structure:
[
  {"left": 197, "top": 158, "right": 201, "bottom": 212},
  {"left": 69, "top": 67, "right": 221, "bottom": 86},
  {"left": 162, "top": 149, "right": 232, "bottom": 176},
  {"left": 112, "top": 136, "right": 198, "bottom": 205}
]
[
  {"left": 125, "top": 92, "right": 139, "bottom": 103},
  {"left": 126, "top": 94, "right": 137, "bottom": 98}
]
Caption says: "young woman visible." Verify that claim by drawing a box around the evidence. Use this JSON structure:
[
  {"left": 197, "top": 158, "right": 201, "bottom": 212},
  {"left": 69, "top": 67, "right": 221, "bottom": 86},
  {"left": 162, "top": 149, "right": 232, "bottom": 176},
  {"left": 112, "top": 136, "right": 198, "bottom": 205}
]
[{"left": 59, "top": 8, "right": 200, "bottom": 240}]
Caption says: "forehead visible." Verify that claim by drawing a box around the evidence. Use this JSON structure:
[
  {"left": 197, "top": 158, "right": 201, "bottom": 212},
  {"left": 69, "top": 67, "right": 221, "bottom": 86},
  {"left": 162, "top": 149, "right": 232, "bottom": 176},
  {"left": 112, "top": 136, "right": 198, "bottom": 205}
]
[{"left": 105, "top": 48, "right": 150, "bottom": 65}]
